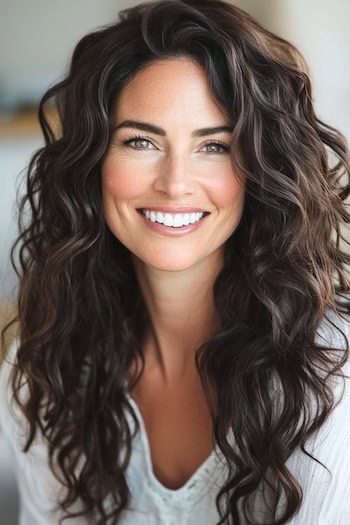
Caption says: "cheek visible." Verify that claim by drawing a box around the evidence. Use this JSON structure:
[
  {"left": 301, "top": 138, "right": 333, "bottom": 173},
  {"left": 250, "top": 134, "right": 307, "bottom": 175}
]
[
  {"left": 208, "top": 171, "right": 246, "bottom": 211},
  {"left": 101, "top": 157, "right": 145, "bottom": 203}
]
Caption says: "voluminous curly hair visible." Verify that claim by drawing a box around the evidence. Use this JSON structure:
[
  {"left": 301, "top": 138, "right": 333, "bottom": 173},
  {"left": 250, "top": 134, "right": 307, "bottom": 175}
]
[{"left": 3, "top": 0, "right": 350, "bottom": 523}]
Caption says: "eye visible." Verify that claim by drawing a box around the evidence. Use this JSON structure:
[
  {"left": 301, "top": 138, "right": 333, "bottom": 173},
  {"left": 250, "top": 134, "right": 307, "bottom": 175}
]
[
  {"left": 122, "top": 135, "right": 155, "bottom": 151},
  {"left": 201, "top": 141, "right": 230, "bottom": 154}
]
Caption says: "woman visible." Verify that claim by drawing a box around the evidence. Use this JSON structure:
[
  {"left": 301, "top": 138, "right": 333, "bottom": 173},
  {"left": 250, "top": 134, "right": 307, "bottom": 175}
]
[{"left": 1, "top": 0, "right": 350, "bottom": 523}]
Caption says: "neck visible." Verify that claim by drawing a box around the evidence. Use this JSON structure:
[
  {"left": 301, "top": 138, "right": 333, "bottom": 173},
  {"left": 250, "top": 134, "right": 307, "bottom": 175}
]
[{"left": 132, "top": 250, "right": 223, "bottom": 383}]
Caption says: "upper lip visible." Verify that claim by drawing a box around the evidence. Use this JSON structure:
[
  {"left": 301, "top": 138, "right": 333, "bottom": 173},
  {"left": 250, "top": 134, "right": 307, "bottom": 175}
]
[{"left": 138, "top": 206, "right": 210, "bottom": 213}]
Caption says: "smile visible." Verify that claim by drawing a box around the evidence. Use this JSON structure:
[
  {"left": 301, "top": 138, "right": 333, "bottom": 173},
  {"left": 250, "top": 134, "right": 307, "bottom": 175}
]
[{"left": 140, "top": 209, "right": 209, "bottom": 228}]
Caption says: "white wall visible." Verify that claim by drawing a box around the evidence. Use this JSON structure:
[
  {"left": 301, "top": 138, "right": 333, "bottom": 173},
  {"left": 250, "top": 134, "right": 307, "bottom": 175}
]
[
  {"left": 265, "top": 0, "right": 350, "bottom": 140},
  {"left": 0, "top": 0, "right": 136, "bottom": 111},
  {"left": 0, "top": 137, "right": 43, "bottom": 303}
]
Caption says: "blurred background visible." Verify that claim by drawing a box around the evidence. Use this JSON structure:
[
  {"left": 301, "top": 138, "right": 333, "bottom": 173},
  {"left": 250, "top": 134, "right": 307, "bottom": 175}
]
[{"left": 1, "top": 0, "right": 349, "bottom": 523}]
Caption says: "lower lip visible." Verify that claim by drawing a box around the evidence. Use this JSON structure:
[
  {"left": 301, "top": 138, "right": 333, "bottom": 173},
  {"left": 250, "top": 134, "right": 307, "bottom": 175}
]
[{"left": 137, "top": 211, "right": 209, "bottom": 236}]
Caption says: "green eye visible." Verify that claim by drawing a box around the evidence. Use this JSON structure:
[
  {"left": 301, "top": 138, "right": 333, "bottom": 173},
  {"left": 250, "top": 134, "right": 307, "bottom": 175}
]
[
  {"left": 133, "top": 139, "right": 150, "bottom": 149},
  {"left": 202, "top": 142, "right": 230, "bottom": 154},
  {"left": 122, "top": 136, "right": 153, "bottom": 150}
]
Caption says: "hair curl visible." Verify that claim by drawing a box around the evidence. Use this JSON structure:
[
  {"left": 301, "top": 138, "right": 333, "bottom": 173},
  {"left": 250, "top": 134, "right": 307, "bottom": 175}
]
[{"left": 3, "top": 0, "right": 350, "bottom": 523}]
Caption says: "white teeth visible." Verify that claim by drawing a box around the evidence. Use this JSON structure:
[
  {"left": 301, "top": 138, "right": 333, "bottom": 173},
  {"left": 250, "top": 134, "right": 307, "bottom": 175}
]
[
  {"left": 163, "top": 213, "right": 174, "bottom": 227},
  {"left": 184, "top": 214, "right": 191, "bottom": 226},
  {"left": 173, "top": 214, "right": 185, "bottom": 227},
  {"left": 141, "top": 210, "right": 205, "bottom": 227}
]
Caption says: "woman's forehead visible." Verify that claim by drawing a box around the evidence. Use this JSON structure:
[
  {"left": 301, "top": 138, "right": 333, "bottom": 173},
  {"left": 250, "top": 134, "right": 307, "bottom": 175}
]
[{"left": 113, "top": 58, "right": 232, "bottom": 128}]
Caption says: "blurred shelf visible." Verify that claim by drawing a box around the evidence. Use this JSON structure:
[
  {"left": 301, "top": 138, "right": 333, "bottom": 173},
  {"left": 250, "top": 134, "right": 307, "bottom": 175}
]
[
  {"left": 0, "top": 109, "right": 41, "bottom": 136},
  {"left": 0, "top": 304, "right": 18, "bottom": 361},
  {"left": 0, "top": 108, "right": 57, "bottom": 137}
]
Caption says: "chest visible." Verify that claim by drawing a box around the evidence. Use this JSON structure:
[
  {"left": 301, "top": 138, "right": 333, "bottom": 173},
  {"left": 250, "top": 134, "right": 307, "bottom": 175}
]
[{"left": 130, "top": 372, "right": 215, "bottom": 490}]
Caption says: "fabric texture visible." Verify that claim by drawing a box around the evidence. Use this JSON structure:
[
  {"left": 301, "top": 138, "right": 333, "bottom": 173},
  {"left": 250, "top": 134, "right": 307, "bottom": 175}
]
[{"left": 1, "top": 308, "right": 350, "bottom": 524}]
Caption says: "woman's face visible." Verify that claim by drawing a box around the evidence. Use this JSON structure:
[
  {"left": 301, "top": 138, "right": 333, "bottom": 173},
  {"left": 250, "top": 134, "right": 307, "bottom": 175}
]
[{"left": 101, "top": 58, "right": 246, "bottom": 273}]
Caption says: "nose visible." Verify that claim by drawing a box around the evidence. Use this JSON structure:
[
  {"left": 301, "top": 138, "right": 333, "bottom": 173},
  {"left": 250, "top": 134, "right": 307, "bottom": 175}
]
[{"left": 153, "top": 154, "right": 196, "bottom": 198}]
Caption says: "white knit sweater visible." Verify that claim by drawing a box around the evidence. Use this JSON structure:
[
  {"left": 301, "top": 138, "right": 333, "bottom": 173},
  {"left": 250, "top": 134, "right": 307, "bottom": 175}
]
[{"left": 1, "top": 308, "right": 350, "bottom": 524}]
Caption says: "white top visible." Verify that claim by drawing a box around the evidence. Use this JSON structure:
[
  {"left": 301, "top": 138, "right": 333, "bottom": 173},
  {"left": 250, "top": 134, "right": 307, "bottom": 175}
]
[{"left": 1, "top": 308, "right": 350, "bottom": 524}]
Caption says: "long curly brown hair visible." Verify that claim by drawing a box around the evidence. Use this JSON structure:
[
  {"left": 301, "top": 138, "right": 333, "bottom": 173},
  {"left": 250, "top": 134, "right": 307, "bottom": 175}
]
[{"left": 2, "top": 0, "right": 350, "bottom": 523}]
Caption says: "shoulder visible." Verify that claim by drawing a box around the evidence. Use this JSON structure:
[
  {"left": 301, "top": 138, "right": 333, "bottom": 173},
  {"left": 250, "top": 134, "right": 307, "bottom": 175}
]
[
  {"left": 308, "top": 305, "right": 350, "bottom": 431},
  {"left": 0, "top": 337, "right": 30, "bottom": 447},
  {"left": 312, "top": 304, "right": 350, "bottom": 405},
  {"left": 314, "top": 304, "right": 350, "bottom": 349},
  {"left": 285, "top": 306, "right": 350, "bottom": 523},
  {"left": 0, "top": 339, "right": 89, "bottom": 523}
]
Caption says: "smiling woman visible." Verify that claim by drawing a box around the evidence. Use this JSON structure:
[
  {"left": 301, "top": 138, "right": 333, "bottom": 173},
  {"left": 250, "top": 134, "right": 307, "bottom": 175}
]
[
  {"left": 102, "top": 58, "right": 246, "bottom": 272},
  {"left": 1, "top": 1, "right": 350, "bottom": 525}
]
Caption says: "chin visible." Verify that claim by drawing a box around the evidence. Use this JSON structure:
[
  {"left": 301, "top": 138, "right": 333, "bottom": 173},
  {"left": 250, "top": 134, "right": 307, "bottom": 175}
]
[{"left": 137, "top": 254, "right": 201, "bottom": 273}]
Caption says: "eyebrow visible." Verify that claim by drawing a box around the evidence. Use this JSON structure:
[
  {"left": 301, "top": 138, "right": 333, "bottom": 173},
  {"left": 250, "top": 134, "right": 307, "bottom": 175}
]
[{"left": 113, "top": 119, "right": 233, "bottom": 137}]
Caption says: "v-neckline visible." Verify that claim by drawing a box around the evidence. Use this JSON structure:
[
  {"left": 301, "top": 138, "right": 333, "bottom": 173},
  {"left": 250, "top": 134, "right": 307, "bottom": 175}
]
[{"left": 125, "top": 392, "right": 226, "bottom": 499}]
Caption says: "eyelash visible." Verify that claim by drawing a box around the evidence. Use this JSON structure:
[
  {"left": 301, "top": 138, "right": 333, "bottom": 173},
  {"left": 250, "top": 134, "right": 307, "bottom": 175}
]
[{"left": 121, "top": 134, "right": 230, "bottom": 154}]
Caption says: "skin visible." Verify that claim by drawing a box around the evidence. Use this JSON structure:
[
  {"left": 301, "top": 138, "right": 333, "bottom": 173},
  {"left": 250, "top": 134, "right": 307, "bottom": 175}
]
[
  {"left": 101, "top": 58, "right": 246, "bottom": 383},
  {"left": 101, "top": 57, "right": 247, "bottom": 489}
]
